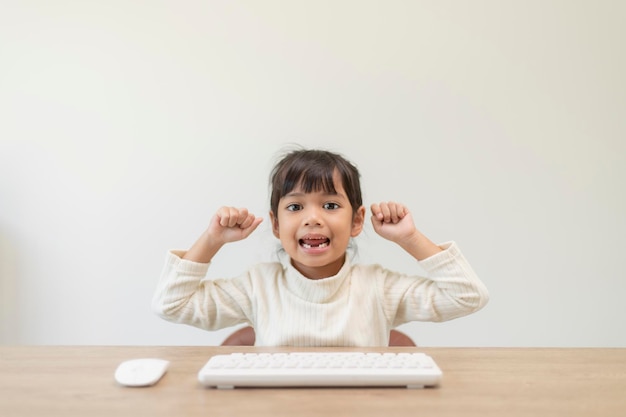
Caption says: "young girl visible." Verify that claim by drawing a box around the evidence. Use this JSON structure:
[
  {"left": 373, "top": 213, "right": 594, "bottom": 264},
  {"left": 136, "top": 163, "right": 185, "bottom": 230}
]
[{"left": 152, "top": 148, "right": 489, "bottom": 346}]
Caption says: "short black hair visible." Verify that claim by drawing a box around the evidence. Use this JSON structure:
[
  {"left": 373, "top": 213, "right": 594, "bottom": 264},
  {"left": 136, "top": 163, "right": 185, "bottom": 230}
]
[{"left": 269, "top": 149, "right": 363, "bottom": 217}]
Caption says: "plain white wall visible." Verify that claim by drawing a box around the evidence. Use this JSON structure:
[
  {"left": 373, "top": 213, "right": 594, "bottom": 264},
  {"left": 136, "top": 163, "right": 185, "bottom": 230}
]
[{"left": 1, "top": 1, "right": 624, "bottom": 347}]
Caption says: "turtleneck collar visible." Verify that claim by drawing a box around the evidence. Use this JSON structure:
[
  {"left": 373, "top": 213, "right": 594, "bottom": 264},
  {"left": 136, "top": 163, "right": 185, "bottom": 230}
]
[{"left": 281, "top": 256, "right": 352, "bottom": 303}]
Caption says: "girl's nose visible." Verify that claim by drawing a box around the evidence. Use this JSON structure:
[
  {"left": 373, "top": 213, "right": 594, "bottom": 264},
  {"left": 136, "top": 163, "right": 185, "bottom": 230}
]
[{"left": 304, "top": 207, "right": 322, "bottom": 226}]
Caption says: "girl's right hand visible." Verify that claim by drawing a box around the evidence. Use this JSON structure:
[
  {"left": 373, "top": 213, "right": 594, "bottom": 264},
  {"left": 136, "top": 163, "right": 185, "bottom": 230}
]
[
  {"left": 207, "top": 206, "right": 264, "bottom": 245},
  {"left": 183, "top": 207, "right": 263, "bottom": 263}
]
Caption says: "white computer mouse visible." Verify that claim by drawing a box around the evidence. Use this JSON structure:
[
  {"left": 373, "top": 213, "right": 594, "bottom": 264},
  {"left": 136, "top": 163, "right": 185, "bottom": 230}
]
[{"left": 114, "top": 358, "right": 170, "bottom": 387}]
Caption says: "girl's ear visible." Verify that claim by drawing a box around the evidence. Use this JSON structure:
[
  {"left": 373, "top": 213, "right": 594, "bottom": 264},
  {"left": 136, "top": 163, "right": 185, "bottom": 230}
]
[
  {"left": 269, "top": 211, "right": 280, "bottom": 238},
  {"left": 350, "top": 206, "right": 366, "bottom": 237}
]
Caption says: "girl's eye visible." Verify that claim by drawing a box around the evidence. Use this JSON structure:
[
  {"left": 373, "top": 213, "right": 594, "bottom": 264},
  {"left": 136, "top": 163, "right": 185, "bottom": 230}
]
[
  {"left": 323, "top": 202, "right": 340, "bottom": 210},
  {"left": 286, "top": 203, "right": 302, "bottom": 212}
]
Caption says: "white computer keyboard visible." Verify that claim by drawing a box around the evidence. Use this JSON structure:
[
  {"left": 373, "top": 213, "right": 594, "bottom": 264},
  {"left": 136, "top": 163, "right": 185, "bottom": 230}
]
[{"left": 198, "top": 352, "right": 442, "bottom": 389}]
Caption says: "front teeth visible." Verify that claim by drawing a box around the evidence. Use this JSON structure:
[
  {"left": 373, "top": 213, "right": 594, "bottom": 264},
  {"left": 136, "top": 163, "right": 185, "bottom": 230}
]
[{"left": 302, "top": 242, "right": 329, "bottom": 249}]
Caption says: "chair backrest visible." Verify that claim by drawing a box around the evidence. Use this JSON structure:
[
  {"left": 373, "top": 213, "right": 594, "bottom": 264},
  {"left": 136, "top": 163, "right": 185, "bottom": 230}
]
[{"left": 221, "top": 326, "right": 416, "bottom": 347}]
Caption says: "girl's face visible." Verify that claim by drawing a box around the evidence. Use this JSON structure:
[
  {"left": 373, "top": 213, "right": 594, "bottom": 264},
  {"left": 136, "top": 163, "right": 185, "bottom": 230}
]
[{"left": 270, "top": 172, "right": 365, "bottom": 279}]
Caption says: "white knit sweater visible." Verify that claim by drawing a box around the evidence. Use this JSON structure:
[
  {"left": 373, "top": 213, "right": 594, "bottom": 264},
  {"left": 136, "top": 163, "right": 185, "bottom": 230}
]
[{"left": 152, "top": 241, "right": 489, "bottom": 346}]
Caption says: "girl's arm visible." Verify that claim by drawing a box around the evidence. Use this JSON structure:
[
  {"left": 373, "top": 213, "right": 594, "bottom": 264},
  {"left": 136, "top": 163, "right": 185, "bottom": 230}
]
[
  {"left": 370, "top": 202, "right": 489, "bottom": 323},
  {"left": 151, "top": 250, "right": 255, "bottom": 330},
  {"left": 152, "top": 207, "right": 263, "bottom": 329}
]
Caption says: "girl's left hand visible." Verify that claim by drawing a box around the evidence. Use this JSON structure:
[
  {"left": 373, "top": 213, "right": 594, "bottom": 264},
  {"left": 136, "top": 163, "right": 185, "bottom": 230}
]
[{"left": 370, "top": 202, "right": 417, "bottom": 244}]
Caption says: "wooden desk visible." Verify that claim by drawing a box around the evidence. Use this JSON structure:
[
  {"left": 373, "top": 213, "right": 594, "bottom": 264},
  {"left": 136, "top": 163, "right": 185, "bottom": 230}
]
[{"left": 1, "top": 346, "right": 625, "bottom": 417}]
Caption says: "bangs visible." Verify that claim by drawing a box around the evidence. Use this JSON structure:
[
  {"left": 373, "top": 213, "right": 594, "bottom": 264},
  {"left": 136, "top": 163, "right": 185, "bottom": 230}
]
[{"left": 281, "top": 161, "right": 339, "bottom": 196}]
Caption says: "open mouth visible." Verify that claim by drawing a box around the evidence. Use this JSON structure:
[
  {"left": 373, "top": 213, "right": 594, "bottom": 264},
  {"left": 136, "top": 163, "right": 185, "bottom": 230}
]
[{"left": 299, "top": 236, "right": 330, "bottom": 249}]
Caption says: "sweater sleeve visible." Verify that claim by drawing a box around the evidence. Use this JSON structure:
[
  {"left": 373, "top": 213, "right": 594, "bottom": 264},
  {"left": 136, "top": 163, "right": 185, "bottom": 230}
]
[
  {"left": 151, "top": 250, "right": 253, "bottom": 331},
  {"left": 381, "top": 241, "right": 489, "bottom": 326}
]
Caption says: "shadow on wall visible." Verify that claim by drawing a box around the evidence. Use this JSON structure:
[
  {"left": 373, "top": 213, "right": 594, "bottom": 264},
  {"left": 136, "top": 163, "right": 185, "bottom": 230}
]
[{"left": 0, "top": 231, "right": 18, "bottom": 344}]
